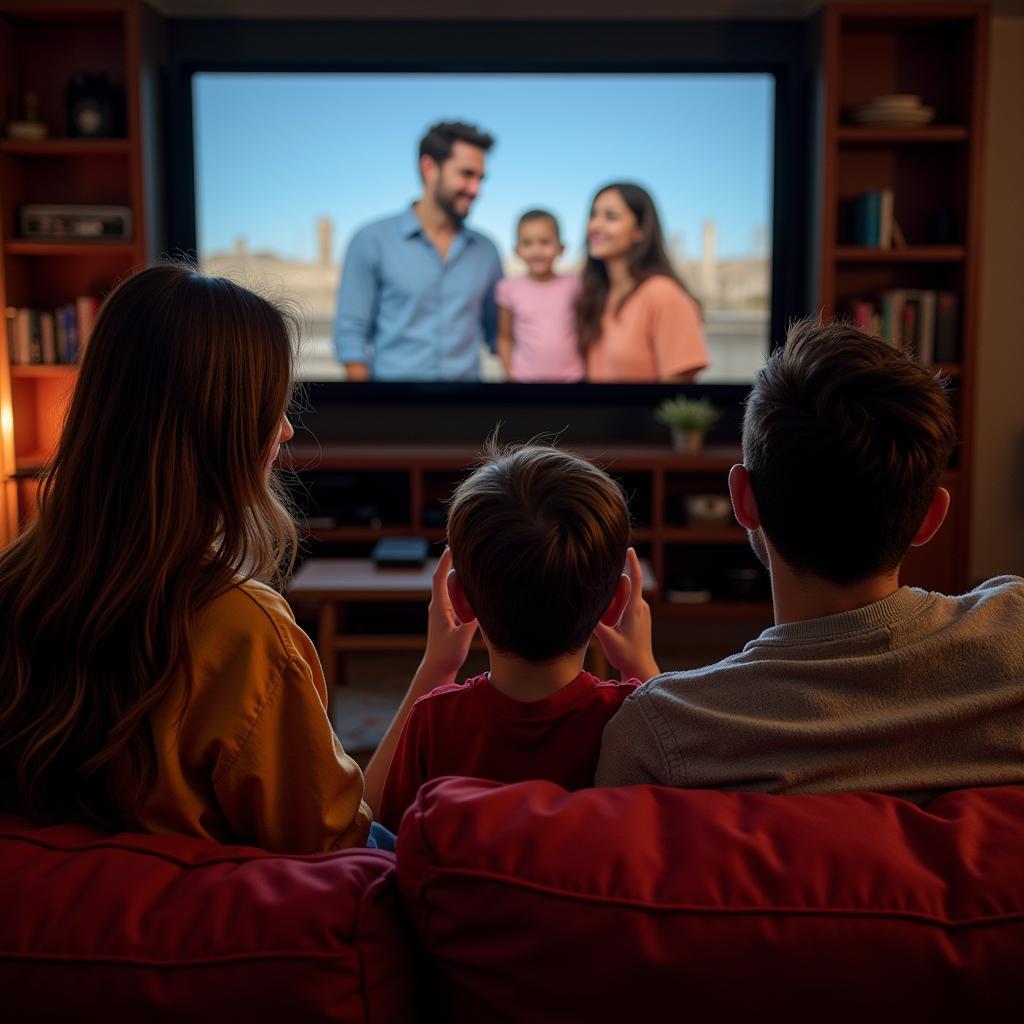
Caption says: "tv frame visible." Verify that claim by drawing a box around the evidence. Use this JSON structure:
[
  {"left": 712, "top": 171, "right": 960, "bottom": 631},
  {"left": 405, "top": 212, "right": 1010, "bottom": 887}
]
[{"left": 163, "top": 17, "right": 810, "bottom": 412}]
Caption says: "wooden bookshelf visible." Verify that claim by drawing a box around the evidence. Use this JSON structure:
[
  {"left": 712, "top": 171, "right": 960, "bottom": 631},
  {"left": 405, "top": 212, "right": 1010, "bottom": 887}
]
[
  {"left": 813, "top": 3, "right": 987, "bottom": 594},
  {"left": 0, "top": 0, "right": 152, "bottom": 545}
]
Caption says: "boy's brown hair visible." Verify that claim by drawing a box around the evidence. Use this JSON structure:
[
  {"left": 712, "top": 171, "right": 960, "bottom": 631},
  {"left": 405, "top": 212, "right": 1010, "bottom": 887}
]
[
  {"left": 446, "top": 442, "right": 630, "bottom": 662},
  {"left": 742, "top": 318, "right": 957, "bottom": 584}
]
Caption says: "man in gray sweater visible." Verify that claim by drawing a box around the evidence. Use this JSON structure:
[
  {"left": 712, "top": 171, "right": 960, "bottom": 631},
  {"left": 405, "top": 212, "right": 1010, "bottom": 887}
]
[{"left": 595, "top": 319, "right": 1024, "bottom": 797}]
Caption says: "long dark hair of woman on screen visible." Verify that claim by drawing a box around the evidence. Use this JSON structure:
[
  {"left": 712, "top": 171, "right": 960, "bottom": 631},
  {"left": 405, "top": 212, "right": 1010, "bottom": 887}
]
[
  {"left": 576, "top": 182, "right": 709, "bottom": 382},
  {"left": 0, "top": 264, "right": 370, "bottom": 852}
]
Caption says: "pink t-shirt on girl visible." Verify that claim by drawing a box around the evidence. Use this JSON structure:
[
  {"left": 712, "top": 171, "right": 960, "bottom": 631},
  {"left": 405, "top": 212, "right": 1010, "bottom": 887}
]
[{"left": 495, "top": 274, "right": 584, "bottom": 382}]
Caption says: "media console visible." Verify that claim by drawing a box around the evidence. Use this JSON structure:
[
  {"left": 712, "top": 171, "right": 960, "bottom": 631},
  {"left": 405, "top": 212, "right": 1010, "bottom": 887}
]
[{"left": 283, "top": 442, "right": 774, "bottom": 628}]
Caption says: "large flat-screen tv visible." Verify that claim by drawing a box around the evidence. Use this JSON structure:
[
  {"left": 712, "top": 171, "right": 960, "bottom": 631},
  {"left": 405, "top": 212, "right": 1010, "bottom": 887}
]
[{"left": 191, "top": 71, "right": 775, "bottom": 388}]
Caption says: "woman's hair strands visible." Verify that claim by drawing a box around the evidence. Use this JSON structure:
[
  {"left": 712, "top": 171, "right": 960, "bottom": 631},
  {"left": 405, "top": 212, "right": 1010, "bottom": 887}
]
[{"left": 0, "top": 263, "right": 299, "bottom": 827}]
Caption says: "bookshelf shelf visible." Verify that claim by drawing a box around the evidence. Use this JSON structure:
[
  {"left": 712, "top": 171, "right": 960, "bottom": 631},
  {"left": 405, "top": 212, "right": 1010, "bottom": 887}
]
[
  {"left": 10, "top": 365, "right": 77, "bottom": 378},
  {"left": 5, "top": 241, "right": 136, "bottom": 257},
  {"left": 309, "top": 526, "right": 419, "bottom": 542},
  {"left": 836, "top": 126, "right": 969, "bottom": 143},
  {"left": 0, "top": 138, "right": 132, "bottom": 156},
  {"left": 13, "top": 454, "right": 47, "bottom": 477},
  {"left": 832, "top": 246, "right": 965, "bottom": 263}
]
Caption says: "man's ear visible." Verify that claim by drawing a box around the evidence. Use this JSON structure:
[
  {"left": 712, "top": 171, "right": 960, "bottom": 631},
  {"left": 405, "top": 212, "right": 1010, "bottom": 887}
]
[
  {"left": 910, "top": 487, "right": 951, "bottom": 548},
  {"left": 446, "top": 569, "right": 477, "bottom": 624},
  {"left": 419, "top": 153, "right": 438, "bottom": 186},
  {"left": 728, "top": 464, "right": 761, "bottom": 531},
  {"left": 598, "top": 573, "right": 631, "bottom": 628}
]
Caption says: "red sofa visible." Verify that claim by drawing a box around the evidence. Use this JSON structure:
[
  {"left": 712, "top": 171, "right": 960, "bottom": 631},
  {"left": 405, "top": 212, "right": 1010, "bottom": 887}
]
[
  {"left": 397, "top": 779, "right": 1024, "bottom": 1023},
  {"left": 3, "top": 782, "right": 1023, "bottom": 1022},
  {"left": 0, "top": 815, "right": 413, "bottom": 1023}
]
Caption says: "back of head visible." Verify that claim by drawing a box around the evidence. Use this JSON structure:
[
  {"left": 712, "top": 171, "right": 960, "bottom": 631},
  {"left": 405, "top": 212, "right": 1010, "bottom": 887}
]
[
  {"left": 446, "top": 443, "right": 630, "bottom": 662},
  {"left": 742, "top": 318, "right": 957, "bottom": 584},
  {"left": 0, "top": 262, "right": 298, "bottom": 825}
]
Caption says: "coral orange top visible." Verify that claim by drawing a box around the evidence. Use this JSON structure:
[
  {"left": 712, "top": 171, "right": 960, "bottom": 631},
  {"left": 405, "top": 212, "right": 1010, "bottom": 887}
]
[
  {"left": 135, "top": 579, "right": 371, "bottom": 853},
  {"left": 586, "top": 275, "right": 709, "bottom": 382}
]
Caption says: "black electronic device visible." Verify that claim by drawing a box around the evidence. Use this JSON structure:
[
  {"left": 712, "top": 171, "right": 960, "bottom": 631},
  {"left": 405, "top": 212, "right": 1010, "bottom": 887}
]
[
  {"left": 65, "top": 72, "right": 124, "bottom": 138},
  {"left": 371, "top": 536, "right": 429, "bottom": 569}
]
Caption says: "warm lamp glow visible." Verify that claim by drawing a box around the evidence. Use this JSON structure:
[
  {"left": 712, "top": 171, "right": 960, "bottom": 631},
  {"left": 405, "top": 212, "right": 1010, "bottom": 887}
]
[{"left": 0, "top": 393, "right": 13, "bottom": 446}]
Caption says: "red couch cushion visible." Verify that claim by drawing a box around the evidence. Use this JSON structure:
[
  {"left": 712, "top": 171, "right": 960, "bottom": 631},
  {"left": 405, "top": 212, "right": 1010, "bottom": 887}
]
[
  {"left": 398, "top": 778, "right": 1024, "bottom": 1022},
  {"left": 0, "top": 815, "right": 414, "bottom": 1023}
]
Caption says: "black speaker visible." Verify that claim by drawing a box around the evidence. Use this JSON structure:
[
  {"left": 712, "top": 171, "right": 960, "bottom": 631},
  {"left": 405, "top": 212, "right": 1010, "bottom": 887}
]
[{"left": 65, "top": 73, "right": 124, "bottom": 138}]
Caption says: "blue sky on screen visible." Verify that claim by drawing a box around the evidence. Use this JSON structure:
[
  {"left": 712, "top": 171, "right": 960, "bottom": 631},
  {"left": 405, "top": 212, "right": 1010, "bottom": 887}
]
[{"left": 194, "top": 72, "right": 774, "bottom": 265}]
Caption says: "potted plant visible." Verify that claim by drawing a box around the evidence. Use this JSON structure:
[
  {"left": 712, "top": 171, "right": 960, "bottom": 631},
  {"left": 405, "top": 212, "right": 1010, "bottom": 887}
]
[{"left": 654, "top": 396, "right": 721, "bottom": 454}]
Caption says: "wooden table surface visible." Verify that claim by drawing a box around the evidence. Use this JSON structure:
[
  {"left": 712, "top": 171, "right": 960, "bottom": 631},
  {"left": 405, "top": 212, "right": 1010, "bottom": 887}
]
[
  {"left": 289, "top": 556, "right": 658, "bottom": 600},
  {"left": 289, "top": 556, "right": 657, "bottom": 692}
]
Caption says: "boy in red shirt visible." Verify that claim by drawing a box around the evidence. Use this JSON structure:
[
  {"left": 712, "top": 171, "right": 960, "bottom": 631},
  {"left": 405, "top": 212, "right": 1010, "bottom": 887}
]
[{"left": 364, "top": 443, "right": 660, "bottom": 834}]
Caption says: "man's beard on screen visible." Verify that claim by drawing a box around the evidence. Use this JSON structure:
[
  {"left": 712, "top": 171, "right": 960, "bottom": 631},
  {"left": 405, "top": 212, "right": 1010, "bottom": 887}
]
[{"left": 435, "top": 184, "right": 471, "bottom": 224}]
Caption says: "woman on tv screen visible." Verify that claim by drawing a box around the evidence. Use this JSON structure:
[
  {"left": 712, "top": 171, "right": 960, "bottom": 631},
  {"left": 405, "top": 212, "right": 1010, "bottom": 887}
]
[{"left": 577, "top": 182, "right": 710, "bottom": 383}]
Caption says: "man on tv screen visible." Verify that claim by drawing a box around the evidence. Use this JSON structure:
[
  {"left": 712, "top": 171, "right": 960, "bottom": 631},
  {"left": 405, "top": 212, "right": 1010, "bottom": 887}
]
[{"left": 333, "top": 120, "right": 503, "bottom": 381}]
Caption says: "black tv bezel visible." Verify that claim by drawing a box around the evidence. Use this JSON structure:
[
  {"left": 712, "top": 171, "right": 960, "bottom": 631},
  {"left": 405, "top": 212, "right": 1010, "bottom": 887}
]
[{"left": 163, "top": 17, "right": 808, "bottom": 409}]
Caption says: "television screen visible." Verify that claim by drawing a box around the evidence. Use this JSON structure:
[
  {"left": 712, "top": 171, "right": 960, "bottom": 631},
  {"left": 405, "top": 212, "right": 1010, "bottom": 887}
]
[{"left": 193, "top": 72, "right": 774, "bottom": 385}]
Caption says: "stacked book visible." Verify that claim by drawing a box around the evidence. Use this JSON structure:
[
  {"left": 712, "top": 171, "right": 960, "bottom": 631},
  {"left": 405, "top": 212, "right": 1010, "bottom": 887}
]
[
  {"left": 849, "top": 290, "right": 958, "bottom": 365},
  {"left": 849, "top": 188, "right": 904, "bottom": 248},
  {"left": 4, "top": 297, "right": 99, "bottom": 365}
]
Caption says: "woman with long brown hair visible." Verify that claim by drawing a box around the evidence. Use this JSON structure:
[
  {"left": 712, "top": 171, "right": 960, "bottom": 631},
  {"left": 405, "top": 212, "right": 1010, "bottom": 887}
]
[
  {"left": 577, "top": 182, "right": 709, "bottom": 382},
  {"left": 0, "top": 264, "right": 371, "bottom": 852}
]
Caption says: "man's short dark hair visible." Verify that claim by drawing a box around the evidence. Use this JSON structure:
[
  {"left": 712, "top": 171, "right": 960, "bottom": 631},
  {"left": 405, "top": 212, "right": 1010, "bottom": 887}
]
[
  {"left": 742, "top": 318, "right": 957, "bottom": 584},
  {"left": 517, "top": 209, "right": 561, "bottom": 240},
  {"left": 446, "top": 442, "right": 630, "bottom": 662},
  {"left": 419, "top": 121, "right": 495, "bottom": 169}
]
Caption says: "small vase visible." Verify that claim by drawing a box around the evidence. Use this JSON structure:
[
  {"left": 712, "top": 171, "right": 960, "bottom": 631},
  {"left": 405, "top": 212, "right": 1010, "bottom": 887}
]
[{"left": 670, "top": 428, "right": 705, "bottom": 454}]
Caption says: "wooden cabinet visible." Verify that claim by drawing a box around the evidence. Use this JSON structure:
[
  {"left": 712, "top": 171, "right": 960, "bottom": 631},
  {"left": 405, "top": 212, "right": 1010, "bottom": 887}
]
[
  {"left": 284, "top": 443, "right": 774, "bottom": 625},
  {"left": 0, "top": 0, "right": 151, "bottom": 545},
  {"left": 812, "top": 3, "right": 988, "bottom": 592}
]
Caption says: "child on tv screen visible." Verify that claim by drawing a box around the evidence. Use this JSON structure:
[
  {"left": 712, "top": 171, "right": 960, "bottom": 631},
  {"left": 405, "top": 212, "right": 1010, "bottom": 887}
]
[{"left": 496, "top": 210, "right": 584, "bottom": 382}]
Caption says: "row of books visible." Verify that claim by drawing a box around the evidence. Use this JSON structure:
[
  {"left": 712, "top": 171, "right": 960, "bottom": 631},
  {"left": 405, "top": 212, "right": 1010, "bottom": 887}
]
[
  {"left": 849, "top": 289, "right": 958, "bottom": 365},
  {"left": 4, "top": 298, "right": 99, "bottom": 365},
  {"left": 849, "top": 188, "right": 906, "bottom": 249}
]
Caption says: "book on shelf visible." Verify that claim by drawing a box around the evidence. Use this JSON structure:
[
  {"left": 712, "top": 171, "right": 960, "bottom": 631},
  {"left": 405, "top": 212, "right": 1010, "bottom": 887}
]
[
  {"left": 4, "top": 297, "right": 99, "bottom": 366},
  {"left": 850, "top": 187, "right": 894, "bottom": 248},
  {"left": 847, "top": 289, "right": 958, "bottom": 366}
]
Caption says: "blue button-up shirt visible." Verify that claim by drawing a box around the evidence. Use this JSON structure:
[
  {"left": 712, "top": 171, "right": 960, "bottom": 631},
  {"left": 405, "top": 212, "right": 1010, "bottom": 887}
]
[{"left": 333, "top": 206, "right": 503, "bottom": 381}]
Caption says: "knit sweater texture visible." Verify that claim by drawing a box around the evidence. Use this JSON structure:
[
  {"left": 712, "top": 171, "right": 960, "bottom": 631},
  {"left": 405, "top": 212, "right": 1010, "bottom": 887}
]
[{"left": 596, "top": 576, "right": 1024, "bottom": 798}]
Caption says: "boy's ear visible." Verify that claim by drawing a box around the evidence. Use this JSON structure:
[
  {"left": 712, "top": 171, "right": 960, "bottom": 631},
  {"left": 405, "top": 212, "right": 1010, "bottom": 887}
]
[
  {"left": 446, "top": 569, "right": 477, "bottom": 625},
  {"left": 728, "top": 464, "right": 761, "bottom": 531},
  {"left": 910, "top": 487, "right": 951, "bottom": 548},
  {"left": 598, "top": 573, "right": 632, "bottom": 628}
]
